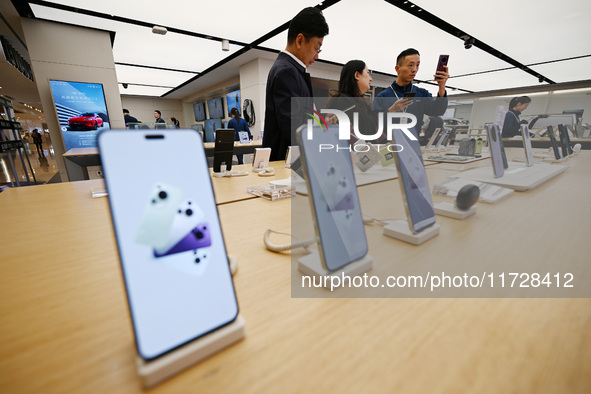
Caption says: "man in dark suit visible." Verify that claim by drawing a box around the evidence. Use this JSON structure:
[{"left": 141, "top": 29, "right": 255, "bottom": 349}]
[
  {"left": 123, "top": 109, "right": 139, "bottom": 126},
  {"left": 263, "top": 7, "right": 329, "bottom": 161}
]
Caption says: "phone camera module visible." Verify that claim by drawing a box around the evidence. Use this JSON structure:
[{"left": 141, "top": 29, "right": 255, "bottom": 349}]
[
  {"left": 158, "top": 191, "right": 167, "bottom": 200},
  {"left": 193, "top": 229, "right": 203, "bottom": 239},
  {"left": 185, "top": 208, "right": 193, "bottom": 216}
]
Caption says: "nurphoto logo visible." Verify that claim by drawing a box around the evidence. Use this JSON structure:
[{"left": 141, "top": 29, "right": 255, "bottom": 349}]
[{"left": 304, "top": 107, "right": 417, "bottom": 153}]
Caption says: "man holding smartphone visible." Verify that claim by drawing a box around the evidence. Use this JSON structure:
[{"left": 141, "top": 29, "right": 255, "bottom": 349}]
[
  {"left": 263, "top": 7, "right": 329, "bottom": 161},
  {"left": 372, "top": 48, "right": 449, "bottom": 138}
]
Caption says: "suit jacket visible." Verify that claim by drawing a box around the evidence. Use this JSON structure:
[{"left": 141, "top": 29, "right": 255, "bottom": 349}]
[{"left": 263, "top": 52, "right": 313, "bottom": 161}]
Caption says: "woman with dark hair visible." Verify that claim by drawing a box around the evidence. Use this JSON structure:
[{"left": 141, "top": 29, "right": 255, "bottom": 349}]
[
  {"left": 327, "top": 60, "right": 385, "bottom": 143},
  {"left": 502, "top": 96, "right": 531, "bottom": 137},
  {"left": 169, "top": 117, "right": 180, "bottom": 128}
]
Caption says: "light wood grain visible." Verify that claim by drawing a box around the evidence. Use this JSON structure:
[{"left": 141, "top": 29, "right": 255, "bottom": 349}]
[
  {"left": 0, "top": 150, "right": 590, "bottom": 393},
  {"left": 210, "top": 161, "right": 292, "bottom": 205}
]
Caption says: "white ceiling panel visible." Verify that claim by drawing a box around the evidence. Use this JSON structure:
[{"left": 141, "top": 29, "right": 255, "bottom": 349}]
[
  {"left": 448, "top": 68, "right": 548, "bottom": 94},
  {"left": 262, "top": 0, "right": 524, "bottom": 91},
  {"left": 36, "top": 0, "right": 321, "bottom": 43},
  {"left": 114, "top": 65, "right": 195, "bottom": 87},
  {"left": 25, "top": 0, "right": 591, "bottom": 98},
  {"left": 31, "top": 4, "right": 243, "bottom": 71},
  {"left": 117, "top": 85, "right": 172, "bottom": 97},
  {"left": 412, "top": 0, "right": 591, "bottom": 64},
  {"left": 530, "top": 57, "right": 591, "bottom": 84}
]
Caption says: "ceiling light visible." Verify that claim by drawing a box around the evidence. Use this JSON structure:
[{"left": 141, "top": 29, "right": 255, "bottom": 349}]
[
  {"left": 464, "top": 37, "right": 475, "bottom": 50},
  {"left": 222, "top": 39, "right": 229, "bottom": 51},
  {"left": 152, "top": 26, "right": 167, "bottom": 35}
]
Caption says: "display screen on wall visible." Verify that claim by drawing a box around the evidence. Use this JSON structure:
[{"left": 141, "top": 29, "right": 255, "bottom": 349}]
[
  {"left": 193, "top": 101, "right": 206, "bottom": 121},
  {"left": 226, "top": 89, "right": 241, "bottom": 116},
  {"left": 204, "top": 118, "right": 222, "bottom": 142},
  {"left": 207, "top": 97, "right": 224, "bottom": 119},
  {"left": 49, "top": 80, "right": 110, "bottom": 151}
]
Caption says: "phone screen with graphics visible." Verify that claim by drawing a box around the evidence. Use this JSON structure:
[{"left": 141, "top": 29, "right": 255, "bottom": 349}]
[
  {"left": 487, "top": 124, "right": 505, "bottom": 177},
  {"left": 98, "top": 129, "right": 238, "bottom": 361},
  {"left": 392, "top": 129, "right": 436, "bottom": 233},
  {"left": 298, "top": 125, "right": 368, "bottom": 271},
  {"left": 546, "top": 126, "right": 561, "bottom": 159},
  {"left": 521, "top": 125, "right": 534, "bottom": 166}
]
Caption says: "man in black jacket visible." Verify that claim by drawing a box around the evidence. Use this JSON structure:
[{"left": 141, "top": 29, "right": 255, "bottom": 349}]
[
  {"left": 263, "top": 7, "right": 329, "bottom": 161},
  {"left": 123, "top": 109, "right": 139, "bottom": 126}
]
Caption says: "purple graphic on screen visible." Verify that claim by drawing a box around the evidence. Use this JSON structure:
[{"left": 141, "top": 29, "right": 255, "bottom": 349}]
[{"left": 153, "top": 222, "right": 211, "bottom": 258}]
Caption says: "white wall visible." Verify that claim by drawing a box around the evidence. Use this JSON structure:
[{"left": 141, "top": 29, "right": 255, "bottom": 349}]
[{"left": 239, "top": 58, "right": 274, "bottom": 139}]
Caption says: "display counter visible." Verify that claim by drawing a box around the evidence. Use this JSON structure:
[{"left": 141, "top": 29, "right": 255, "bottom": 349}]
[{"left": 1, "top": 148, "right": 590, "bottom": 392}]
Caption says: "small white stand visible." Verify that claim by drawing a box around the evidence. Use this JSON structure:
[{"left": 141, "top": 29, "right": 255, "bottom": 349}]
[
  {"left": 213, "top": 164, "right": 227, "bottom": 178},
  {"left": 383, "top": 220, "right": 440, "bottom": 245},
  {"left": 433, "top": 201, "right": 477, "bottom": 220},
  {"left": 252, "top": 161, "right": 269, "bottom": 173},
  {"left": 298, "top": 250, "right": 373, "bottom": 289},
  {"left": 228, "top": 254, "right": 238, "bottom": 275},
  {"left": 136, "top": 315, "right": 246, "bottom": 388},
  {"left": 213, "top": 171, "right": 249, "bottom": 178},
  {"left": 542, "top": 156, "right": 568, "bottom": 163}
]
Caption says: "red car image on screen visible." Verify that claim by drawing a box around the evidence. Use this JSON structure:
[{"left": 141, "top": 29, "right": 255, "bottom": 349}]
[{"left": 68, "top": 113, "right": 104, "bottom": 130}]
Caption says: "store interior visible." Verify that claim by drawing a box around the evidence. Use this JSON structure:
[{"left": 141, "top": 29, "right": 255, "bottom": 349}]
[{"left": 1, "top": 0, "right": 591, "bottom": 392}]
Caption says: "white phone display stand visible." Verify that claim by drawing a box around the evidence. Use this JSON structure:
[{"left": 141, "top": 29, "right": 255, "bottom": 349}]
[
  {"left": 542, "top": 156, "right": 568, "bottom": 163},
  {"left": 298, "top": 250, "right": 373, "bottom": 289},
  {"left": 136, "top": 315, "right": 246, "bottom": 388},
  {"left": 228, "top": 254, "right": 238, "bottom": 275},
  {"left": 433, "top": 201, "right": 477, "bottom": 220},
  {"left": 213, "top": 164, "right": 227, "bottom": 178},
  {"left": 213, "top": 165, "right": 249, "bottom": 178},
  {"left": 383, "top": 220, "right": 440, "bottom": 245}
]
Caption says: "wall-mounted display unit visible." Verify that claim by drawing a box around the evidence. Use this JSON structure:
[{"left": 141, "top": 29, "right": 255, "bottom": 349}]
[
  {"left": 207, "top": 97, "right": 224, "bottom": 119},
  {"left": 193, "top": 101, "right": 206, "bottom": 121},
  {"left": 204, "top": 118, "right": 222, "bottom": 142},
  {"left": 49, "top": 79, "right": 110, "bottom": 151},
  {"left": 226, "top": 90, "right": 241, "bottom": 116}
]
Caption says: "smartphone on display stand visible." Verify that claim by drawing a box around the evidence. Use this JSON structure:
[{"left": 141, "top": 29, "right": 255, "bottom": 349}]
[
  {"left": 521, "top": 125, "right": 534, "bottom": 167},
  {"left": 435, "top": 55, "right": 449, "bottom": 78},
  {"left": 392, "top": 129, "right": 436, "bottom": 233},
  {"left": 557, "top": 124, "right": 573, "bottom": 156},
  {"left": 546, "top": 126, "right": 561, "bottom": 159},
  {"left": 486, "top": 124, "right": 505, "bottom": 178},
  {"left": 298, "top": 125, "right": 368, "bottom": 272},
  {"left": 425, "top": 127, "right": 441, "bottom": 149},
  {"left": 98, "top": 129, "right": 238, "bottom": 361},
  {"left": 213, "top": 129, "right": 235, "bottom": 173},
  {"left": 434, "top": 128, "right": 449, "bottom": 148}
]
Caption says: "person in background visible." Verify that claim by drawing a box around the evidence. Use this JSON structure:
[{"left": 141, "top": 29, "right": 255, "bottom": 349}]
[
  {"left": 31, "top": 129, "right": 44, "bottom": 156},
  {"left": 228, "top": 107, "right": 252, "bottom": 164},
  {"left": 326, "top": 59, "right": 386, "bottom": 144},
  {"left": 154, "top": 110, "right": 165, "bottom": 123},
  {"left": 262, "top": 7, "right": 329, "bottom": 161},
  {"left": 502, "top": 96, "right": 531, "bottom": 138},
  {"left": 420, "top": 116, "right": 444, "bottom": 146},
  {"left": 123, "top": 109, "right": 139, "bottom": 127},
  {"left": 372, "top": 48, "right": 449, "bottom": 138},
  {"left": 170, "top": 117, "right": 180, "bottom": 128}
]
